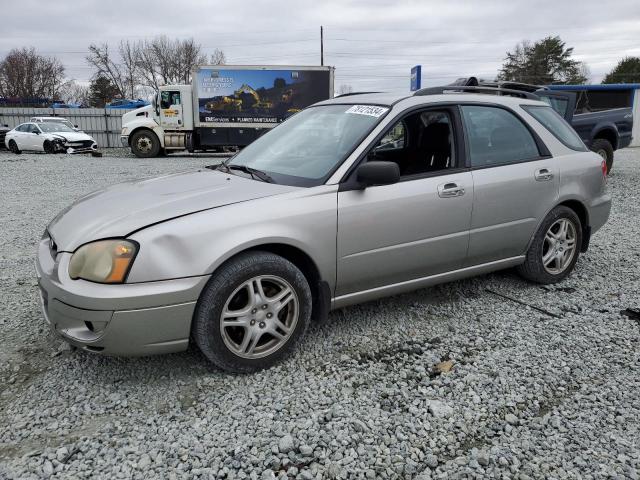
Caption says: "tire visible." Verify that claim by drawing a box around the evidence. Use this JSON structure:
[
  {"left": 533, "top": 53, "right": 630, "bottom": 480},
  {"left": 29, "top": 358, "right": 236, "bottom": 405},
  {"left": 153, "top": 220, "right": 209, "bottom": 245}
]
[
  {"left": 193, "top": 251, "right": 312, "bottom": 373},
  {"left": 8, "top": 140, "right": 21, "bottom": 154},
  {"left": 130, "top": 129, "right": 160, "bottom": 158},
  {"left": 590, "top": 138, "right": 614, "bottom": 174},
  {"left": 517, "top": 206, "right": 582, "bottom": 284},
  {"left": 43, "top": 140, "right": 55, "bottom": 154}
]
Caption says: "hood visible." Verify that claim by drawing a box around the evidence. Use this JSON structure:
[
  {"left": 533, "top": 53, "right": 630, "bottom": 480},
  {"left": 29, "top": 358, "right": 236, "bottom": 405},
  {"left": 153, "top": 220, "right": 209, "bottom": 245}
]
[
  {"left": 122, "top": 105, "right": 154, "bottom": 126},
  {"left": 47, "top": 131, "right": 94, "bottom": 142},
  {"left": 48, "top": 169, "right": 298, "bottom": 251}
]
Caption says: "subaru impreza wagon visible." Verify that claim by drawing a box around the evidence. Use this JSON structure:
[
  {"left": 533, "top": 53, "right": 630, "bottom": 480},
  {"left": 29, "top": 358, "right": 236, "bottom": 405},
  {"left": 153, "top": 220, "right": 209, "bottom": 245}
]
[{"left": 36, "top": 86, "right": 611, "bottom": 372}]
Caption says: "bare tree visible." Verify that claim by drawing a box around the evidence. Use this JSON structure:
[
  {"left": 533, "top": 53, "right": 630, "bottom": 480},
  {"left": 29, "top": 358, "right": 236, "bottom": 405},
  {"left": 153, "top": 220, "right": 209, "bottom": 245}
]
[
  {"left": 134, "top": 36, "right": 208, "bottom": 90},
  {"left": 86, "top": 42, "right": 138, "bottom": 100},
  {"left": 211, "top": 49, "right": 226, "bottom": 65},
  {"left": 58, "top": 80, "right": 90, "bottom": 105},
  {"left": 0, "top": 47, "right": 65, "bottom": 100},
  {"left": 119, "top": 40, "right": 139, "bottom": 98},
  {"left": 87, "top": 37, "right": 221, "bottom": 95}
]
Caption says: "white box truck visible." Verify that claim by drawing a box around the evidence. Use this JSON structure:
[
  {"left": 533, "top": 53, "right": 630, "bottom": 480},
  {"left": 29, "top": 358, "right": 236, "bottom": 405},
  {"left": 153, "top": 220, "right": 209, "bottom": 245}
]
[{"left": 120, "top": 65, "right": 335, "bottom": 157}]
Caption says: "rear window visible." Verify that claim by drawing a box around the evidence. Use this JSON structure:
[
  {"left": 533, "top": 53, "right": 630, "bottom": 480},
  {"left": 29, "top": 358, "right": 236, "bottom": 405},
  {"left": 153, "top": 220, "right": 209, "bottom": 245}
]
[{"left": 522, "top": 105, "right": 587, "bottom": 152}]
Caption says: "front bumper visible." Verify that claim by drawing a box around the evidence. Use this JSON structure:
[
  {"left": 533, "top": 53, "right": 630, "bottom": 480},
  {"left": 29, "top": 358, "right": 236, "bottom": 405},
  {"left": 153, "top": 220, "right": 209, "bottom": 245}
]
[
  {"left": 35, "top": 237, "right": 209, "bottom": 356},
  {"left": 120, "top": 135, "right": 129, "bottom": 147},
  {"left": 51, "top": 139, "right": 98, "bottom": 154}
]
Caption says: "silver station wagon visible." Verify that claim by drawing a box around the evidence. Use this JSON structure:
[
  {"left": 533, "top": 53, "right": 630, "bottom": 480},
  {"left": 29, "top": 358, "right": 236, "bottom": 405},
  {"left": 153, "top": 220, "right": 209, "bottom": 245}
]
[{"left": 36, "top": 86, "right": 611, "bottom": 372}]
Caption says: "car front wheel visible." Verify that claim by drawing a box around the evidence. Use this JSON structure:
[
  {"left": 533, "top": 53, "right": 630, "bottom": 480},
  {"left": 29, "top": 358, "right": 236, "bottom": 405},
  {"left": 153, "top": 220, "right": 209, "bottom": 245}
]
[
  {"left": 193, "top": 251, "right": 312, "bottom": 373},
  {"left": 43, "top": 140, "right": 55, "bottom": 154},
  {"left": 517, "top": 206, "right": 582, "bottom": 284}
]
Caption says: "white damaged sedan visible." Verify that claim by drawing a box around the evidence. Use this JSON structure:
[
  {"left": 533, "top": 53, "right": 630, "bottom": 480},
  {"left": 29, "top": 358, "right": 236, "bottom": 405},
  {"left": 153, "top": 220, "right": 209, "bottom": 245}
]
[{"left": 4, "top": 121, "right": 98, "bottom": 154}]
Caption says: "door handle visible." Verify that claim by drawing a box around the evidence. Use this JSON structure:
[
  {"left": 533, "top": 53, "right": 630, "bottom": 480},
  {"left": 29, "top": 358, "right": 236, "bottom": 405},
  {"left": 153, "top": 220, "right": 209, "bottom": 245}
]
[
  {"left": 535, "top": 169, "right": 554, "bottom": 181},
  {"left": 438, "top": 182, "right": 465, "bottom": 198}
]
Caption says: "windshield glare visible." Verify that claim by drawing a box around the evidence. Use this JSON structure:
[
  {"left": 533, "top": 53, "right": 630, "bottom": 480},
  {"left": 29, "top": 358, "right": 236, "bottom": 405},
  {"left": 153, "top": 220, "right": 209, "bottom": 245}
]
[
  {"left": 38, "top": 123, "right": 75, "bottom": 133},
  {"left": 228, "top": 104, "right": 388, "bottom": 186}
]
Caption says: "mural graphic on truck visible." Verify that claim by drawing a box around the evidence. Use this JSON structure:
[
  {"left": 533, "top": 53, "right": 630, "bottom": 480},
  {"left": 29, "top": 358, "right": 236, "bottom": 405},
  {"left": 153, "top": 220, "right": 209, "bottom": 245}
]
[{"left": 197, "top": 68, "right": 332, "bottom": 124}]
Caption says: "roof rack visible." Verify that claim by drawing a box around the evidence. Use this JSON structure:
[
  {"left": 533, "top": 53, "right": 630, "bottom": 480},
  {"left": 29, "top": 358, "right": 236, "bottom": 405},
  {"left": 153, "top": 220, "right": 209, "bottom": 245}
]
[
  {"left": 334, "top": 91, "right": 383, "bottom": 98},
  {"left": 480, "top": 81, "right": 546, "bottom": 93},
  {"left": 413, "top": 85, "right": 540, "bottom": 100}
]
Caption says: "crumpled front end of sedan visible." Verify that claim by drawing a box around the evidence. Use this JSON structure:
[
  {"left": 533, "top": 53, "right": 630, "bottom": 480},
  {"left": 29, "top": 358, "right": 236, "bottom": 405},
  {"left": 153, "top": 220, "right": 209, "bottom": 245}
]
[
  {"left": 50, "top": 136, "right": 98, "bottom": 154},
  {"left": 35, "top": 229, "right": 207, "bottom": 356}
]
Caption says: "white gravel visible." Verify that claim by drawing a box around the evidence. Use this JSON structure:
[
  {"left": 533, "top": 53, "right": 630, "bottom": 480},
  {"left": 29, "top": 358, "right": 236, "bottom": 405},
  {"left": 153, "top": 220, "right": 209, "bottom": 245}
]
[{"left": 0, "top": 148, "right": 639, "bottom": 479}]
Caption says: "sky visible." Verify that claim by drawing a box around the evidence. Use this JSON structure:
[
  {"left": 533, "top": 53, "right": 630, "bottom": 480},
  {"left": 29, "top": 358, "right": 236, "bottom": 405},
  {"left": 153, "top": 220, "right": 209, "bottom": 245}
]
[{"left": 1, "top": 0, "right": 639, "bottom": 94}]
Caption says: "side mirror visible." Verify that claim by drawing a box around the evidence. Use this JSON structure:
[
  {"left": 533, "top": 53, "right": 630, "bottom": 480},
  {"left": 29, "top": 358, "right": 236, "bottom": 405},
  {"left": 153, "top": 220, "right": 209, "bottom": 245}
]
[
  {"left": 74, "top": 124, "right": 79, "bottom": 129},
  {"left": 34, "top": 130, "right": 40, "bottom": 135},
  {"left": 356, "top": 161, "right": 400, "bottom": 187}
]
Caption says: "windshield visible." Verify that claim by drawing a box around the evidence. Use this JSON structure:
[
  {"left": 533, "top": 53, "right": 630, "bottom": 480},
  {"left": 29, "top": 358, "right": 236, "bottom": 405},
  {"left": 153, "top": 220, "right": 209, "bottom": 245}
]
[
  {"left": 38, "top": 123, "right": 76, "bottom": 133},
  {"left": 228, "top": 104, "right": 389, "bottom": 186}
]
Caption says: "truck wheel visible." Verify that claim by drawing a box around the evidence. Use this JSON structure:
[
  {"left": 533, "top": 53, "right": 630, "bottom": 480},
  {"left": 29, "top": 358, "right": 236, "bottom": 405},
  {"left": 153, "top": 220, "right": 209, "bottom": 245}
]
[
  {"left": 591, "top": 138, "right": 614, "bottom": 174},
  {"left": 130, "top": 130, "right": 160, "bottom": 158},
  {"left": 517, "top": 206, "right": 582, "bottom": 284},
  {"left": 193, "top": 251, "right": 312, "bottom": 373}
]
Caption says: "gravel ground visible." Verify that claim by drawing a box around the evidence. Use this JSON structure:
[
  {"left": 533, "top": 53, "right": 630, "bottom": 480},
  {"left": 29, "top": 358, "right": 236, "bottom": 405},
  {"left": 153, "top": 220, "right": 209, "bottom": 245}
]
[{"left": 0, "top": 148, "right": 638, "bottom": 480}]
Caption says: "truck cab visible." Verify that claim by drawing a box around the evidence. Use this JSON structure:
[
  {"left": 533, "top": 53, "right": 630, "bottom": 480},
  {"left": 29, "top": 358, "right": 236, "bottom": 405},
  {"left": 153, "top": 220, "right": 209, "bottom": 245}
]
[{"left": 120, "top": 85, "right": 193, "bottom": 157}]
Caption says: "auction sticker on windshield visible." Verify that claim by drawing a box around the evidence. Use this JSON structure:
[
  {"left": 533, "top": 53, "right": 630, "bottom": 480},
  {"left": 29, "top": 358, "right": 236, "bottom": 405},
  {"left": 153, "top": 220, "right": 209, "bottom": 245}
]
[{"left": 345, "top": 105, "right": 388, "bottom": 117}]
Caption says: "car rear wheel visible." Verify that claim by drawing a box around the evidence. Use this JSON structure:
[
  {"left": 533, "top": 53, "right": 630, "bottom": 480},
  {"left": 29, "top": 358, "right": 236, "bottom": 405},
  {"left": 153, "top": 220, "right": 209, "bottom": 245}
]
[
  {"left": 591, "top": 138, "right": 614, "bottom": 174},
  {"left": 517, "top": 206, "right": 582, "bottom": 284},
  {"left": 8, "top": 140, "right": 21, "bottom": 154},
  {"left": 193, "top": 251, "right": 312, "bottom": 373},
  {"left": 130, "top": 130, "right": 160, "bottom": 158}
]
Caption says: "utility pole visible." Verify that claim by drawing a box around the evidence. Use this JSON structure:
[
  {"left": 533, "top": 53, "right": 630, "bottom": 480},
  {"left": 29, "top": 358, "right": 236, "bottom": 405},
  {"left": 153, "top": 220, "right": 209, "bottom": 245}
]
[{"left": 320, "top": 25, "right": 324, "bottom": 66}]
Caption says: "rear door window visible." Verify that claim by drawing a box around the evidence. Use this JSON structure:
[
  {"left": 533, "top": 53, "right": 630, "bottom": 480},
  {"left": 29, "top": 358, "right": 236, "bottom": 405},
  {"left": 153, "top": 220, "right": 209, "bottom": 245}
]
[
  {"left": 461, "top": 105, "right": 541, "bottom": 167},
  {"left": 522, "top": 105, "right": 587, "bottom": 152}
]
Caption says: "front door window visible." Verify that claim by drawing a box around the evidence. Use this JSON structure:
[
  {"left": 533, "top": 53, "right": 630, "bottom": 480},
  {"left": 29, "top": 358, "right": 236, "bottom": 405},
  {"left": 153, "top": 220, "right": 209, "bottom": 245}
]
[{"left": 160, "top": 91, "right": 183, "bottom": 128}]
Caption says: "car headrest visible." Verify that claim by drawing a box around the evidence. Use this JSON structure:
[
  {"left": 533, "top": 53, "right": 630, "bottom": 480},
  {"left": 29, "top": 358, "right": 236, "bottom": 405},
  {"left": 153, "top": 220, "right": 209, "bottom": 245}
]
[{"left": 421, "top": 122, "right": 450, "bottom": 150}]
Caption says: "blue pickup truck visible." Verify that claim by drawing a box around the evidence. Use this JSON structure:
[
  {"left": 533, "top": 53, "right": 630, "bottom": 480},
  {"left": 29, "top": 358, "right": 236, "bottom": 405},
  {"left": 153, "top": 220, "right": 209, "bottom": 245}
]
[
  {"left": 547, "top": 84, "right": 634, "bottom": 173},
  {"left": 456, "top": 78, "right": 634, "bottom": 173}
]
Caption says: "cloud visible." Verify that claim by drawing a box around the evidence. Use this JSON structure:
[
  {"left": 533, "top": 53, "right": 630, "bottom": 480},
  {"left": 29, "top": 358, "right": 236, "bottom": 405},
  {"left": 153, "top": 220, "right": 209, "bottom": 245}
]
[{"left": 1, "top": 0, "right": 638, "bottom": 92}]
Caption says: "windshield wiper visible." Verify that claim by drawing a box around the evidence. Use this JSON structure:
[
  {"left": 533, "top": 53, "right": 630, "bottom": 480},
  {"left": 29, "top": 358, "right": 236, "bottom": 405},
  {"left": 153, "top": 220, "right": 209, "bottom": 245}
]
[
  {"left": 210, "top": 161, "right": 275, "bottom": 183},
  {"left": 227, "top": 164, "right": 275, "bottom": 183}
]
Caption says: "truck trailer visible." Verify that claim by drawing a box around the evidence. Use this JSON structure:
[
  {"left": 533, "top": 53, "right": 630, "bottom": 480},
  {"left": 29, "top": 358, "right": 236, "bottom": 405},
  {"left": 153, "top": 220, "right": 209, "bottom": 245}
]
[{"left": 121, "top": 65, "right": 335, "bottom": 157}]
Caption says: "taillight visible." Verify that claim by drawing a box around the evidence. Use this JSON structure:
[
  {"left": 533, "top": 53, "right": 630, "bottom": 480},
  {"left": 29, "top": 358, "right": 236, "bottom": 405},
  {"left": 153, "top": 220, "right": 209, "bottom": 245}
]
[{"left": 601, "top": 159, "right": 608, "bottom": 178}]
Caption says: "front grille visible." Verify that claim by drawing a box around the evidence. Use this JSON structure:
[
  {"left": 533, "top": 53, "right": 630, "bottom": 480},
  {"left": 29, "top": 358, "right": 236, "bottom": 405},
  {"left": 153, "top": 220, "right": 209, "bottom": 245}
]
[{"left": 67, "top": 140, "right": 94, "bottom": 148}]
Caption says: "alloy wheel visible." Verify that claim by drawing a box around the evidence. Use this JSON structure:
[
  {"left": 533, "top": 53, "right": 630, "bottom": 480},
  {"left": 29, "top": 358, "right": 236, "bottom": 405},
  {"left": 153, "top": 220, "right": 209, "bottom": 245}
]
[
  {"left": 542, "top": 218, "right": 577, "bottom": 274},
  {"left": 220, "top": 275, "right": 299, "bottom": 359}
]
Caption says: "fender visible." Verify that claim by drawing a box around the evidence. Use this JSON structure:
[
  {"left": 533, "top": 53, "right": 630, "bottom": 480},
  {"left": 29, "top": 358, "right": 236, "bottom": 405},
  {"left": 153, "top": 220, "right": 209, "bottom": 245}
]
[
  {"left": 524, "top": 195, "right": 590, "bottom": 253},
  {"left": 128, "top": 123, "right": 166, "bottom": 148},
  {"left": 126, "top": 185, "right": 339, "bottom": 292},
  {"left": 590, "top": 122, "right": 619, "bottom": 149}
]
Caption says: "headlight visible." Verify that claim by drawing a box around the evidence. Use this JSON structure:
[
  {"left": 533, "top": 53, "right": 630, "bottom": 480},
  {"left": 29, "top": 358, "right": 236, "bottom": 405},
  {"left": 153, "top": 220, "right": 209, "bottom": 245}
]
[
  {"left": 68, "top": 240, "right": 138, "bottom": 284},
  {"left": 121, "top": 127, "right": 129, "bottom": 135}
]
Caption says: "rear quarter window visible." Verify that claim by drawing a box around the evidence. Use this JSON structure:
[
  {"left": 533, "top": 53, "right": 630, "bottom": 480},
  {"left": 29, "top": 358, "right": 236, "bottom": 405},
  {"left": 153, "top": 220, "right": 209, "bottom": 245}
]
[{"left": 522, "top": 105, "right": 587, "bottom": 152}]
